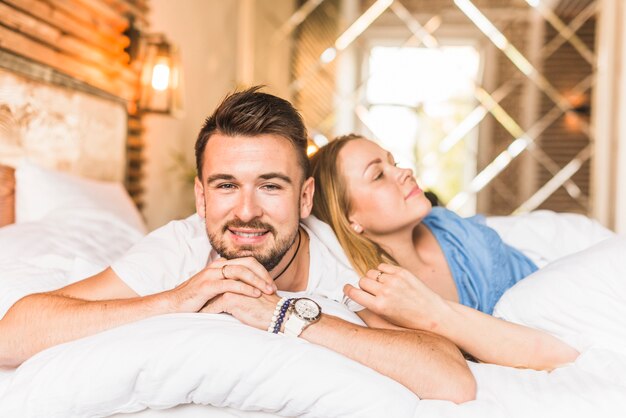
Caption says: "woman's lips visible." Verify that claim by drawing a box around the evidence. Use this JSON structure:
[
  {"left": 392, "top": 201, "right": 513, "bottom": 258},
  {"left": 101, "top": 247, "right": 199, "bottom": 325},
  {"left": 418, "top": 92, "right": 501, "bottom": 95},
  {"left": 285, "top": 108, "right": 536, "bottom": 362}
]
[{"left": 405, "top": 185, "right": 422, "bottom": 200}]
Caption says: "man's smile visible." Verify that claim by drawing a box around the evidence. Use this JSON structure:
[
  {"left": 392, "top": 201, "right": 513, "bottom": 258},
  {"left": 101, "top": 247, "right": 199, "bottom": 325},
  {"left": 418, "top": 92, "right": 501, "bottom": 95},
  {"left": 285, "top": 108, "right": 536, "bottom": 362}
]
[{"left": 227, "top": 228, "right": 272, "bottom": 245}]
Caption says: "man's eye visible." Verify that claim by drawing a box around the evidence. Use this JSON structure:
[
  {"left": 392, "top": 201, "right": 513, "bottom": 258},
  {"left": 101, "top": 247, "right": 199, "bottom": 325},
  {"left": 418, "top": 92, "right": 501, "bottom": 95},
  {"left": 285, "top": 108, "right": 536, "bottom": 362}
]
[
  {"left": 217, "top": 183, "right": 236, "bottom": 189},
  {"left": 261, "top": 184, "right": 281, "bottom": 191}
]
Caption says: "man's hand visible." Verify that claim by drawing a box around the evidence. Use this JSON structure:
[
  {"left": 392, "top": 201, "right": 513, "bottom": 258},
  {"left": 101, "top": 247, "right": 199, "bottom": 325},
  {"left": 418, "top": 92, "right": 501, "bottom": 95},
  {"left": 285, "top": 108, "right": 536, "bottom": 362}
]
[
  {"left": 203, "top": 289, "right": 477, "bottom": 402},
  {"left": 344, "top": 263, "right": 448, "bottom": 331},
  {"left": 202, "top": 292, "right": 281, "bottom": 331},
  {"left": 168, "top": 257, "right": 277, "bottom": 314}
]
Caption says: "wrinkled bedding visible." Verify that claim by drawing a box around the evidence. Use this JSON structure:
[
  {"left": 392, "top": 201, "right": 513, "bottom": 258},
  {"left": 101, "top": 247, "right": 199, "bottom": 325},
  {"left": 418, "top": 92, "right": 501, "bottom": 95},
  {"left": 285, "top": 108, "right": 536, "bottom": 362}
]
[{"left": 1, "top": 209, "right": 625, "bottom": 418}]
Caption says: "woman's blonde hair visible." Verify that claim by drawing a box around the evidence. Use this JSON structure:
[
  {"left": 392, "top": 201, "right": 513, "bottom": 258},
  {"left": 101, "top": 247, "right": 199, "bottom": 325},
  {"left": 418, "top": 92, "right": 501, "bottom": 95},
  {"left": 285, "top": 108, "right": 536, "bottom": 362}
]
[{"left": 309, "top": 134, "right": 396, "bottom": 276}]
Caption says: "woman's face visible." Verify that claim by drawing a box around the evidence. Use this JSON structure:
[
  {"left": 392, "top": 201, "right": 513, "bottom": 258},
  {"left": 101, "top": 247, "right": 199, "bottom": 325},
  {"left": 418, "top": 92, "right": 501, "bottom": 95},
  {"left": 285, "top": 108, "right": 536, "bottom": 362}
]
[{"left": 339, "top": 139, "right": 432, "bottom": 237}]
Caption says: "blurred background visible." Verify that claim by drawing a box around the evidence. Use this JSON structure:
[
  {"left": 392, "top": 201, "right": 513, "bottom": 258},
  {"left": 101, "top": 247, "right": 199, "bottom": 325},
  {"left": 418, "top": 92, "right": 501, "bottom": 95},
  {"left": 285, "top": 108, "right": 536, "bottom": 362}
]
[
  {"left": 142, "top": 0, "right": 625, "bottom": 233},
  {"left": 1, "top": 0, "right": 624, "bottom": 232}
]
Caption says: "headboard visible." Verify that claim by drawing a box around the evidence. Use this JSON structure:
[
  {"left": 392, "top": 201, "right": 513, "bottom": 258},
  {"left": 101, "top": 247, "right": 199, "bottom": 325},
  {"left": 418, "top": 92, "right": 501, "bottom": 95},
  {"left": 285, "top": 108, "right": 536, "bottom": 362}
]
[
  {"left": 0, "top": 0, "right": 150, "bottom": 219},
  {"left": 0, "top": 165, "right": 14, "bottom": 227},
  {"left": 0, "top": 66, "right": 129, "bottom": 227}
]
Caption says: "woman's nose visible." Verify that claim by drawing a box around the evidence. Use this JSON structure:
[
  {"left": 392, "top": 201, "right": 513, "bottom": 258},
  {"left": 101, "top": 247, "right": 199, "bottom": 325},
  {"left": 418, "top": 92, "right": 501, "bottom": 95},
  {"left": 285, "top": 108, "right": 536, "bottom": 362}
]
[{"left": 396, "top": 166, "right": 413, "bottom": 183}]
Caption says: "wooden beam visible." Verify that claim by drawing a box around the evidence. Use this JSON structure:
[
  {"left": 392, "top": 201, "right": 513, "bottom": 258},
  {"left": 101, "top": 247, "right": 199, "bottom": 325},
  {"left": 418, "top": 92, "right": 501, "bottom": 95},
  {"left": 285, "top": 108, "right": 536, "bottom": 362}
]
[
  {"left": 3, "top": 0, "right": 128, "bottom": 54},
  {"left": 71, "top": 0, "right": 129, "bottom": 31},
  {"left": 126, "top": 148, "right": 144, "bottom": 161},
  {"left": 101, "top": 0, "right": 149, "bottom": 27},
  {"left": 0, "top": 3, "right": 137, "bottom": 85},
  {"left": 103, "top": 0, "right": 150, "bottom": 16},
  {"left": 49, "top": 0, "right": 129, "bottom": 37},
  {"left": 125, "top": 182, "right": 145, "bottom": 195},
  {"left": 126, "top": 134, "right": 143, "bottom": 147},
  {"left": 1, "top": 0, "right": 149, "bottom": 211},
  {"left": 0, "top": 165, "right": 16, "bottom": 227},
  {"left": 127, "top": 116, "right": 143, "bottom": 132},
  {"left": 0, "top": 25, "right": 135, "bottom": 101}
]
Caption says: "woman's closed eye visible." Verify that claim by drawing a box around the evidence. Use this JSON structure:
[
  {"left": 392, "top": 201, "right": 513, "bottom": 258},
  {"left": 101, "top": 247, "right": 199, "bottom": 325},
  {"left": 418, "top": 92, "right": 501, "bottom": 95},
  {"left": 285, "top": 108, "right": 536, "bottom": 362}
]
[{"left": 373, "top": 162, "right": 399, "bottom": 181}]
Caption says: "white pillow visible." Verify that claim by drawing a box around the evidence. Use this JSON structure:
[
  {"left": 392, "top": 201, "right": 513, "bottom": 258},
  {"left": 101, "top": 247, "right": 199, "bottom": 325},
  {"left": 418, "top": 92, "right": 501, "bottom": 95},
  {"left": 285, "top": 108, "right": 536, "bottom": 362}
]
[
  {"left": 0, "top": 209, "right": 144, "bottom": 318},
  {"left": 15, "top": 160, "right": 147, "bottom": 233},
  {"left": 493, "top": 236, "right": 626, "bottom": 355},
  {"left": 0, "top": 299, "right": 420, "bottom": 417},
  {"left": 486, "top": 210, "right": 615, "bottom": 268}
]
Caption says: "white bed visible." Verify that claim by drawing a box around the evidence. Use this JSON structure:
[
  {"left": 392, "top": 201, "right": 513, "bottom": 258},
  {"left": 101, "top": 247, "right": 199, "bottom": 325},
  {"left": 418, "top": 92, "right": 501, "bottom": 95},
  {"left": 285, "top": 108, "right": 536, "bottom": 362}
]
[{"left": 1, "top": 162, "right": 626, "bottom": 418}]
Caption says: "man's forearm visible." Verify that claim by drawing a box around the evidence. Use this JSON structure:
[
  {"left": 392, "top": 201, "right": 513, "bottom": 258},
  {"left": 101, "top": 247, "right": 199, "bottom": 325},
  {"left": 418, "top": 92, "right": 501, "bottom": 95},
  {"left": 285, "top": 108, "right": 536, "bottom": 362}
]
[
  {"left": 0, "top": 292, "right": 170, "bottom": 368},
  {"left": 300, "top": 315, "right": 476, "bottom": 403}
]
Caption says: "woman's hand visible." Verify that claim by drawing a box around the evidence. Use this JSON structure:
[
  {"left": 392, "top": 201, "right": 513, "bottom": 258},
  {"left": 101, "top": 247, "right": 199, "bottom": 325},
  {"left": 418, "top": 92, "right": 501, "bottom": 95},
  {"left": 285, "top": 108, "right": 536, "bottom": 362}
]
[
  {"left": 346, "top": 264, "right": 580, "bottom": 370},
  {"left": 344, "top": 263, "right": 450, "bottom": 332}
]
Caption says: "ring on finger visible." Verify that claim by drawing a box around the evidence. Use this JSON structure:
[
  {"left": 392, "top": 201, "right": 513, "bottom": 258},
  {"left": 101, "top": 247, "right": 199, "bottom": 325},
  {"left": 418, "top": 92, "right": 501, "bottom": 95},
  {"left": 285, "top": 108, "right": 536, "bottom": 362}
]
[
  {"left": 222, "top": 264, "right": 229, "bottom": 279},
  {"left": 375, "top": 270, "right": 383, "bottom": 282}
]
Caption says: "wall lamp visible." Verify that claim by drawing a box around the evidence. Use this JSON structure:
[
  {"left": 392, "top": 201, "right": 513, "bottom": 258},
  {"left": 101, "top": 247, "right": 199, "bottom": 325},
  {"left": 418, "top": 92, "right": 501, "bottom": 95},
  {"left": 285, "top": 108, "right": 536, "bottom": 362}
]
[
  {"left": 139, "top": 33, "right": 184, "bottom": 116},
  {"left": 125, "top": 20, "right": 184, "bottom": 116}
]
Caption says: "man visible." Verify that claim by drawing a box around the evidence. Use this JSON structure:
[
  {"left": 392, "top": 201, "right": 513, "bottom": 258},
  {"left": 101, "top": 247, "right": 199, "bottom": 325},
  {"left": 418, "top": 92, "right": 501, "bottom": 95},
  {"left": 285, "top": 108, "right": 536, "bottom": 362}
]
[{"left": 0, "top": 87, "right": 475, "bottom": 402}]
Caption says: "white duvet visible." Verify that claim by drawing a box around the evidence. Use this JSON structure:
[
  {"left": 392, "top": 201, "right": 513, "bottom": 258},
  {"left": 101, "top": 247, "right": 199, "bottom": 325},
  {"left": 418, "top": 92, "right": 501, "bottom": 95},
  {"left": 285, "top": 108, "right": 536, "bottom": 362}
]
[{"left": 1, "top": 209, "right": 626, "bottom": 418}]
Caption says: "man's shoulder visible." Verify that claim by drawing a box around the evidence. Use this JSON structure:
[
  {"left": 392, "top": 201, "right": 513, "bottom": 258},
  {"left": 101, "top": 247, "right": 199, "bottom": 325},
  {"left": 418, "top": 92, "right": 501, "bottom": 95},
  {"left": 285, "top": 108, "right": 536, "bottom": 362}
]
[
  {"left": 300, "top": 218, "right": 360, "bottom": 304},
  {"left": 301, "top": 217, "right": 347, "bottom": 264},
  {"left": 112, "top": 213, "right": 211, "bottom": 296},
  {"left": 149, "top": 213, "right": 206, "bottom": 240}
]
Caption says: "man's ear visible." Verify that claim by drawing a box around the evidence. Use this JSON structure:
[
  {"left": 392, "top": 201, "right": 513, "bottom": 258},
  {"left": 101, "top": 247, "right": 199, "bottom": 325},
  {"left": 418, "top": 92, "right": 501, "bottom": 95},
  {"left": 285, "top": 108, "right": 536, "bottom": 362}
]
[
  {"left": 194, "top": 176, "right": 206, "bottom": 219},
  {"left": 300, "top": 177, "right": 315, "bottom": 218}
]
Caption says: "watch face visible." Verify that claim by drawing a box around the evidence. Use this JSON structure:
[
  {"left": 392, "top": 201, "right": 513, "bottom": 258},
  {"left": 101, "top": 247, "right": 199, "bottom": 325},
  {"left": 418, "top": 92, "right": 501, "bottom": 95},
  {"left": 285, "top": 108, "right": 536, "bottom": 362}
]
[{"left": 294, "top": 298, "right": 321, "bottom": 321}]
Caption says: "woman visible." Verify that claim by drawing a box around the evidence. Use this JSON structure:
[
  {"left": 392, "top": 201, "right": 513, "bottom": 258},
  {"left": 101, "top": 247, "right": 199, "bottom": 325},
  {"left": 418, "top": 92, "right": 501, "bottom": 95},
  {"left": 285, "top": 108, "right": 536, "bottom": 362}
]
[{"left": 310, "top": 134, "right": 579, "bottom": 370}]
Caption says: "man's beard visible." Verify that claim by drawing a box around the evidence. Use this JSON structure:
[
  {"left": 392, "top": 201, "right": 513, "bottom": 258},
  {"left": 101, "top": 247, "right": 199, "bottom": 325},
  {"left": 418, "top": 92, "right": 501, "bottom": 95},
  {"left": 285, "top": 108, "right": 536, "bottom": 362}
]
[{"left": 208, "top": 218, "right": 299, "bottom": 272}]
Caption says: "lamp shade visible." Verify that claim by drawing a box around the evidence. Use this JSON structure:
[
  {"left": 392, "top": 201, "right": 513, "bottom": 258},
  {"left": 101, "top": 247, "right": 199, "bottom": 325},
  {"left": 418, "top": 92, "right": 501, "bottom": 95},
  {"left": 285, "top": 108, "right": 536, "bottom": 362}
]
[{"left": 139, "top": 34, "right": 184, "bottom": 116}]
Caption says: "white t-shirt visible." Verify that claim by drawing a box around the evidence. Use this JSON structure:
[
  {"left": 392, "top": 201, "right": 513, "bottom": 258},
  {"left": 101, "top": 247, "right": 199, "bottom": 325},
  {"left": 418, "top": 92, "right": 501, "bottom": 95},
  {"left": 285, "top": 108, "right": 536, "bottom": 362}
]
[{"left": 111, "top": 214, "right": 361, "bottom": 307}]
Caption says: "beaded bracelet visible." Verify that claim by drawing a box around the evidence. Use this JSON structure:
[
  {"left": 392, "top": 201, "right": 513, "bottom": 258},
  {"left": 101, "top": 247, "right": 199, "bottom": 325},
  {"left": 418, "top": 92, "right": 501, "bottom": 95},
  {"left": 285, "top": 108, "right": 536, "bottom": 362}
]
[
  {"left": 273, "top": 298, "right": 293, "bottom": 334},
  {"left": 267, "top": 297, "right": 292, "bottom": 333},
  {"left": 267, "top": 297, "right": 287, "bottom": 333}
]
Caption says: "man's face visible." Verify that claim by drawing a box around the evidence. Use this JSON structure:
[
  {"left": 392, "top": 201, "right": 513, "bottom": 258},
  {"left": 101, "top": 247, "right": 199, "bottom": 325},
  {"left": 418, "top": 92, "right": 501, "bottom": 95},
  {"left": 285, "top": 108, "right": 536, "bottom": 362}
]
[{"left": 194, "top": 133, "right": 314, "bottom": 271}]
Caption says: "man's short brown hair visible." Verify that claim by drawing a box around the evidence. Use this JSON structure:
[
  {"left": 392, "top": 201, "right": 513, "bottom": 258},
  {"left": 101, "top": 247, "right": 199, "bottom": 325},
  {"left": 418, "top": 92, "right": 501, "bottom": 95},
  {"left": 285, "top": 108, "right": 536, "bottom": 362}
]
[{"left": 195, "top": 86, "right": 309, "bottom": 180}]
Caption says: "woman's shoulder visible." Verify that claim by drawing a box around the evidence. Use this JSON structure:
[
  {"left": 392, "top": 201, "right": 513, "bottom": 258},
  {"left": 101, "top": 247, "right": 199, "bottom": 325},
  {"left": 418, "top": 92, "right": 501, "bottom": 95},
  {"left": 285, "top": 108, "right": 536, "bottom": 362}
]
[
  {"left": 424, "top": 207, "right": 491, "bottom": 239},
  {"left": 424, "top": 206, "right": 463, "bottom": 226}
]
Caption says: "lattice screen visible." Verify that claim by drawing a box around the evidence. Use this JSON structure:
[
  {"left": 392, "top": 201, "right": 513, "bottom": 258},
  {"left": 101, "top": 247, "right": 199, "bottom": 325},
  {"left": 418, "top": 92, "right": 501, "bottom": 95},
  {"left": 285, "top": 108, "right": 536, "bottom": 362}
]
[{"left": 285, "top": 0, "right": 597, "bottom": 216}]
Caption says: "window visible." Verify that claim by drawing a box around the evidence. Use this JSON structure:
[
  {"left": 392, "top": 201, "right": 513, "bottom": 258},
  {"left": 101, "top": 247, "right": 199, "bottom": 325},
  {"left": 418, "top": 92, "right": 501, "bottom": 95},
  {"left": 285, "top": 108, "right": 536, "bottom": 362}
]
[{"left": 364, "top": 44, "right": 481, "bottom": 213}]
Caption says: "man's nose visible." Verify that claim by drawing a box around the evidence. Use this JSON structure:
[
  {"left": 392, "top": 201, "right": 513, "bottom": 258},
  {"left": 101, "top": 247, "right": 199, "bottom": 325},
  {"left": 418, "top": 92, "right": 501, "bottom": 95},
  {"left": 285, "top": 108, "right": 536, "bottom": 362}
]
[{"left": 233, "top": 190, "right": 263, "bottom": 221}]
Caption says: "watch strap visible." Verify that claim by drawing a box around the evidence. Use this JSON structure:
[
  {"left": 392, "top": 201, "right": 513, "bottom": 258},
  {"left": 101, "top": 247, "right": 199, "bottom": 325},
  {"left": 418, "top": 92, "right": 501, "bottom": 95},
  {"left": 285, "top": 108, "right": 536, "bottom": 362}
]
[{"left": 283, "top": 313, "right": 307, "bottom": 337}]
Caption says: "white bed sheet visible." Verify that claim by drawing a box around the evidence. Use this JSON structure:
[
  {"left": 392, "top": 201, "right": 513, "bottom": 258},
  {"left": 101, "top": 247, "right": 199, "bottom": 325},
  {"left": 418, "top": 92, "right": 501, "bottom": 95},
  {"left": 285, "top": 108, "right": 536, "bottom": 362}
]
[
  {"left": 1, "top": 210, "right": 625, "bottom": 418},
  {"left": 113, "top": 404, "right": 278, "bottom": 417}
]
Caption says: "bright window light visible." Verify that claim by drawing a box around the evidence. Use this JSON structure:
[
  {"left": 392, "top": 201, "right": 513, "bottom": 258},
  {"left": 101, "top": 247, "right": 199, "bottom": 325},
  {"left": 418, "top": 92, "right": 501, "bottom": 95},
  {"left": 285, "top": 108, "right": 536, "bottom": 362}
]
[
  {"left": 320, "top": 47, "right": 337, "bottom": 63},
  {"left": 365, "top": 45, "right": 481, "bottom": 210}
]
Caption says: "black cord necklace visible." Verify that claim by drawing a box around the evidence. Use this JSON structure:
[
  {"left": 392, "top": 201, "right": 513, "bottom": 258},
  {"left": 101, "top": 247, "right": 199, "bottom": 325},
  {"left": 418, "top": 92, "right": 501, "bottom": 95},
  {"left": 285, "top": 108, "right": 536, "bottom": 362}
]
[{"left": 272, "top": 229, "right": 302, "bottom": 281}]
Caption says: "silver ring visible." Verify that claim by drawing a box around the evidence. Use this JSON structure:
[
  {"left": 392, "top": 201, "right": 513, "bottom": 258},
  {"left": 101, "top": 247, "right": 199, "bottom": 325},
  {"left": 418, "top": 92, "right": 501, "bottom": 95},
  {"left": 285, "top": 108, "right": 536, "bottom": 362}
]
[
  {"left": 375, "top": 270, "right": 383, "bottom": 282},
  {"left": 222, "top": 264, "right": 229, "bottom": 279}
]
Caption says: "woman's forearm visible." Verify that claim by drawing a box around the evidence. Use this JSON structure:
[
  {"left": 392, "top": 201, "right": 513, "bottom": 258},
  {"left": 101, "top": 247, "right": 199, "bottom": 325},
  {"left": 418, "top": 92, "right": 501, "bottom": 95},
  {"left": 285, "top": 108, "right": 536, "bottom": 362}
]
[{"left": 433, "top": 302, "right": 579, "bottom": 370}]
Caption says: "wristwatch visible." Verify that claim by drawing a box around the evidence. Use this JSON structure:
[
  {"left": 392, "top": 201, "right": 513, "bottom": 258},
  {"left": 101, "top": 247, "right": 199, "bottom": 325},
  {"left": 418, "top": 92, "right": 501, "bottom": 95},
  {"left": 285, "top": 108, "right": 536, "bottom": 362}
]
[{"left": 283, "top": 298, "right": 322, "bottom": 338}]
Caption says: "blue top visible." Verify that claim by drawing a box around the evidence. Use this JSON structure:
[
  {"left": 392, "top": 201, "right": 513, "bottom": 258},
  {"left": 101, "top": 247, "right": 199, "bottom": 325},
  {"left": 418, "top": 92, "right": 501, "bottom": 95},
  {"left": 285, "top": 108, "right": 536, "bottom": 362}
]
[{"left": 421, "top": 207, "right": 537, "bottom": 314}]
